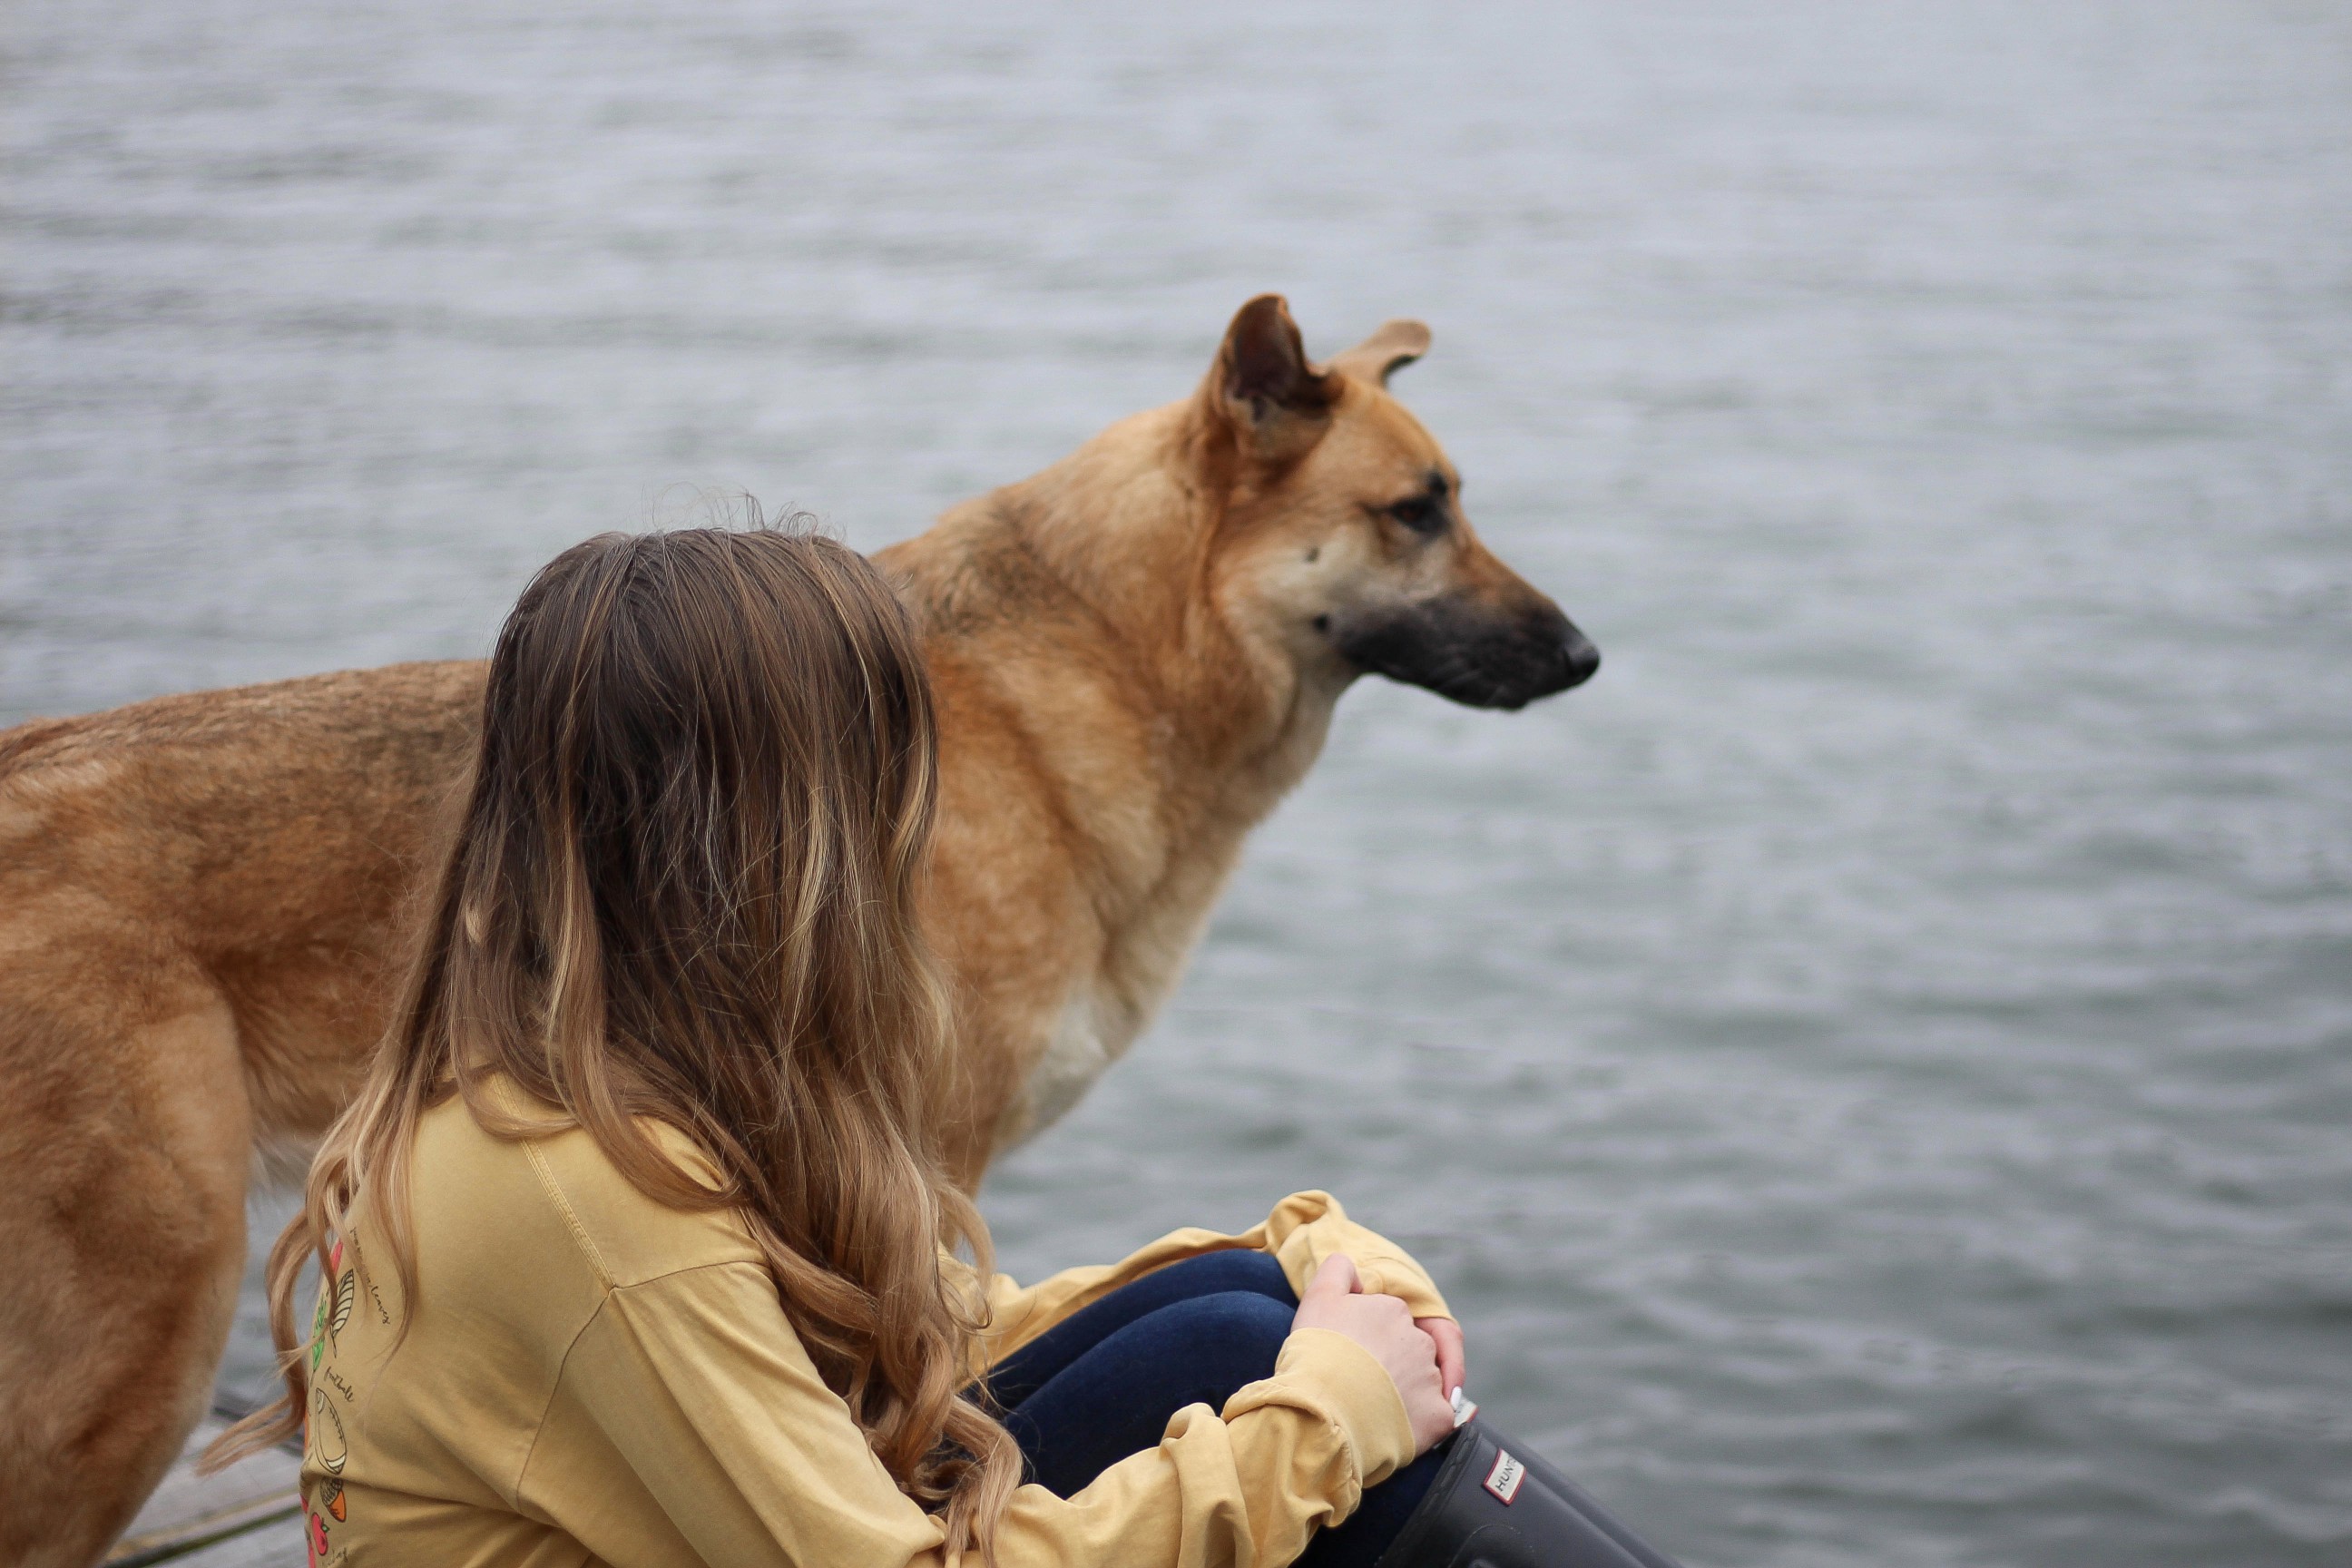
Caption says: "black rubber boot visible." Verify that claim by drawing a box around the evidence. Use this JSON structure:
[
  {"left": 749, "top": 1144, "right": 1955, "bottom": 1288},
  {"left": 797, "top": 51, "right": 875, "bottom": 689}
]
[{"left": 1371, "top": 1418, "right": 1684, "bottom": 1568}]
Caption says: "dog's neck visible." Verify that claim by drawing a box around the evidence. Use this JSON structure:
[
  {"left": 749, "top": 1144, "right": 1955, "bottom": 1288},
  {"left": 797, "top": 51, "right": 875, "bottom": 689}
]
[
  {"left": 892, "top": 400, "right": 1347, "bottom": 824},
  {"left": 880, "top": 389, "right": 1385, "bottom": 1166}
]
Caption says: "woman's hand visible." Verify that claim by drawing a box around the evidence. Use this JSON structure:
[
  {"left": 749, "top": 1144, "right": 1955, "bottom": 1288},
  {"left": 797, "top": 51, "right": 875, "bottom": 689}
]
[{"left": 1293, "top": 1254, "right": 1455, "bottom": 1455}]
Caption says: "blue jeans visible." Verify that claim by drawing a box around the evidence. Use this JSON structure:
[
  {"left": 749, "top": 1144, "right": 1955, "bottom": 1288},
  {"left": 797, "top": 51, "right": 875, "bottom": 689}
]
[{"left": 978, "top": 1251, "right": 1446, "bottom": 1568}]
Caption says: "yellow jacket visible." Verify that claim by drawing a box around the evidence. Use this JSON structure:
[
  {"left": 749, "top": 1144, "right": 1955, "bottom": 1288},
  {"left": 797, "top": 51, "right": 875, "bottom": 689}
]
[{"left": 298, "top": 1084, "right": 1451, "bottom": 1567}]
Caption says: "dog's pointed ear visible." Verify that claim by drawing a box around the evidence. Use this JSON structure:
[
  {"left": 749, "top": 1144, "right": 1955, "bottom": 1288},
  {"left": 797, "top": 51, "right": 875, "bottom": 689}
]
[
  {"left": 1328, "top": 319, "right": 1431, "bottom": 387},
  {"left": 1210, "top": 295, "right": 1337, "bottom": 454}
]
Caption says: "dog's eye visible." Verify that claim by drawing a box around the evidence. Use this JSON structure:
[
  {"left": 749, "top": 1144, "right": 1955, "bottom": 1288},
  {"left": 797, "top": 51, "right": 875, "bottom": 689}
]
[{"left": 1386, "top": 495, "right": 1446, "bottom": 534}]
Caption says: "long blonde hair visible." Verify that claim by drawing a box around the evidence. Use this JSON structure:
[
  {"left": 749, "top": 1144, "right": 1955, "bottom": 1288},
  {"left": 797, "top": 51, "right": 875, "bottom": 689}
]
[{"left": 213, "top": 527, "right": 1021, "bottom": 1556}]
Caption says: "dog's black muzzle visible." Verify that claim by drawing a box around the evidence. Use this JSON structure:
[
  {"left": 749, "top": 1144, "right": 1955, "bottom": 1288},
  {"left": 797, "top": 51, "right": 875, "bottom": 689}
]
[
  {"left": 1376, "top": 1417, "right": 1684, "bottom": 1568},
  {"left": 1335, "top": 595, "right": 1599, "bottom": 710}
]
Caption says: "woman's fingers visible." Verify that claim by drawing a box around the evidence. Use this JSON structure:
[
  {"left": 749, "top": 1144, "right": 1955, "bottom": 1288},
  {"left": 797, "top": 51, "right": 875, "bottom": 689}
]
[
  {"left": 1417, "top": 1317, "right": 1465, "bottom": 1400},
  {"left": 1395, "top": 1329, "right": 1455, "bottom": 1452},
  {"left": 1302, "top": 1252, "right": 1361, "bottom": 1302}
]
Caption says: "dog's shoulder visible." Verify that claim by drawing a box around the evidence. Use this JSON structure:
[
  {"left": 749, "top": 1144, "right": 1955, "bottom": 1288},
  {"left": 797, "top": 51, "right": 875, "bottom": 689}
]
[{"left": 879, "top": 494, "right": 1073, "bottom": 642}]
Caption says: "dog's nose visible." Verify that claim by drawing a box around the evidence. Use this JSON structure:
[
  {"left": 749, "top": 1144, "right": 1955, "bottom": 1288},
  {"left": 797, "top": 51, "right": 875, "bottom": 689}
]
[{"left": 1559, "top": 629, "right": 1601, "bottom": 690}]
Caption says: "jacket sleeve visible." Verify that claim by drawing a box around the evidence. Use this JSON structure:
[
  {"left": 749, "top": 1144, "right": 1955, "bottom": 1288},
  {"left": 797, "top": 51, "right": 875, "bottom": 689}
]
[
  {"left": 524, "top": 1259, "right": 1417, "bottom": 1568},
  {"left": 971, "top": 1191, "right": 1453, "bottom": 1367}
]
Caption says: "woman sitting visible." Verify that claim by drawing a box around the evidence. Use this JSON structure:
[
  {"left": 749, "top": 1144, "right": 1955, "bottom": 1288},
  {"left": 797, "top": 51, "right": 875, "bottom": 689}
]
[{"left": 220, "top": 527, "right": 1467, "bottom": 1567}]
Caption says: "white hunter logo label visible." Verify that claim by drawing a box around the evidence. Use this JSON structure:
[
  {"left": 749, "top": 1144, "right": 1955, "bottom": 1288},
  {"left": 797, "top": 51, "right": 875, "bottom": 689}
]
[{"left": 1483, "top": 1449, "right": 1525, "bottom": 1504}]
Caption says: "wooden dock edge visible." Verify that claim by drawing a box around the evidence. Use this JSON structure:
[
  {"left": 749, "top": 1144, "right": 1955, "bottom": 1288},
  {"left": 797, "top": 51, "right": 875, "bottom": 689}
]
[{"left": 105, "top": 1404, "right": 303, "bottom": 1566}]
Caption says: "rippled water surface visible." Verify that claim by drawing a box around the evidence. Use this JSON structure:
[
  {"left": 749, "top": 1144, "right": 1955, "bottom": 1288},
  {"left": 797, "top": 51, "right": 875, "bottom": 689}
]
[{"left": 7, "top": 3, "right": 2351, "bottom": 1563}]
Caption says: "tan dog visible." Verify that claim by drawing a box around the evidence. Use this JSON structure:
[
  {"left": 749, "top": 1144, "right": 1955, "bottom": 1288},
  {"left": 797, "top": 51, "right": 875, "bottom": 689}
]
[{"left": 0, "top": 296, "right": 1595, "bottom": 1564}]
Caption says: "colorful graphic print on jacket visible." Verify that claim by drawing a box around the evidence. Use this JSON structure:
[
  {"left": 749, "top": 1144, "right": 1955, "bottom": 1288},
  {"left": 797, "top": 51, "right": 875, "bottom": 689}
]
[{"left": 303, "top": 1237, "right": 357, "bottom": 1564}]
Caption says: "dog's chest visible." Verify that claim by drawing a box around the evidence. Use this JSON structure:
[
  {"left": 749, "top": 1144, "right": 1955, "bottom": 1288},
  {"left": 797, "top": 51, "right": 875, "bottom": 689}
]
[
  {"left": 1008, "top": 872, "right": 1232, "bottom": 1145},
  {"left": 1014, "top": 990, "right": 1122, "bottom": 1143},
  {"left": 1000, "top": 701, "right": 1340, "bottom": 1150}
]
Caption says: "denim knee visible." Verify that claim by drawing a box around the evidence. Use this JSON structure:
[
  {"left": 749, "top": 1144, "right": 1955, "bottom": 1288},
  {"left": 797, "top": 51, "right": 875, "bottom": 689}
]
[
  {"left": 981, "top": 1248, "right": 1301, "bottom": 1413},
  {"left": 1144, "top": 1249, "right": 1297, "bottom": 1307},
  {"left": 1144, "top": 1289, "right": 1297, "bottom": 1391}
]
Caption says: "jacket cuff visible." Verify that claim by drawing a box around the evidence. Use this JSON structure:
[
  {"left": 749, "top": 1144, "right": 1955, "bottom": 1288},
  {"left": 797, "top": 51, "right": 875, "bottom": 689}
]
[
  {"left": 1224, "top": 1327, "right": 1418, "bottom": 1503},
  {"left": 1261, "top": 1192, "right": 1455, "bottom": 1324}
]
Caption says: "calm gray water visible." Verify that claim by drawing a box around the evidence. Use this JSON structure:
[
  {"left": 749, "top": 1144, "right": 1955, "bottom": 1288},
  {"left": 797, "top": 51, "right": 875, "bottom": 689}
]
[{"left": 6, "top": 3, "right": 2350, "bottom": 1563}]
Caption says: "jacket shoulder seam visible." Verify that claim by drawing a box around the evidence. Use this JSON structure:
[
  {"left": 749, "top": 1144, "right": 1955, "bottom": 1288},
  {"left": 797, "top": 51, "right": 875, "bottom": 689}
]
[
  {"left": 512, "top": 1260, "right": 777, "bottom": 1508},
  {"left": 522, "top": 1139, "right": 616, "bottom": 1289}
]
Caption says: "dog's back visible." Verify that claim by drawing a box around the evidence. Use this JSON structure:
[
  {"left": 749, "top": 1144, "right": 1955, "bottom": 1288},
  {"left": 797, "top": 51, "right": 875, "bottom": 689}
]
[{"left": 2, "top": 664, "right": 485, "bottom": 1083}]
